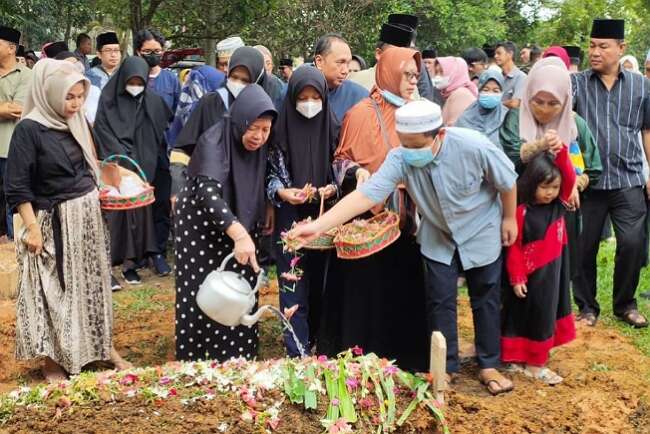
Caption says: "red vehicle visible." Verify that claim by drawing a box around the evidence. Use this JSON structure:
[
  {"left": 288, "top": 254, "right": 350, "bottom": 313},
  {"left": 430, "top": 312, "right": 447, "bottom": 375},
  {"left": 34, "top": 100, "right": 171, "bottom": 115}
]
[{"left": 161, "top": 48, "right": 205, "bottom": 69}]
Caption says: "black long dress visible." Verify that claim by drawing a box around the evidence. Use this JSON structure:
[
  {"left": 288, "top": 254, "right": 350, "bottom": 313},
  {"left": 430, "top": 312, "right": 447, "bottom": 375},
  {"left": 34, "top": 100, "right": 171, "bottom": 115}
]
[
  {"left": 174, "top": 176, "right": 259, "bottom": 361},
  {"left": 501, "top": 148, "right": 577, "bottom": 367}
]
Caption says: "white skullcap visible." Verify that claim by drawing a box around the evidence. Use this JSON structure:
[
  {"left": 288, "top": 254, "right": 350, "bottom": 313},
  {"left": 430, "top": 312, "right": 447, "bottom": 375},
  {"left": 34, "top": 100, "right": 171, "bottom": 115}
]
[
  {"left": 395, "top": 100, "right": 443, "bottom": 134},
  {"left": 216, "top": 36, "right": 244, "bottom": 56}
]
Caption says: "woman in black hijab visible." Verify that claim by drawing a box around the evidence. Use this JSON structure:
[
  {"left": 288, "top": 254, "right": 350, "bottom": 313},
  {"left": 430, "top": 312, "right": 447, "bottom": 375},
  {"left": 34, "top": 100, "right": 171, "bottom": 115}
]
[
  {"left": 175, "top": 84, "right": 277, "bottom": 362},
  {"left": 266, "top": 66, "right": 340, "bottom": 356},
  {"left": 94, "top": 56, "right": 172, "bottom": 286}
]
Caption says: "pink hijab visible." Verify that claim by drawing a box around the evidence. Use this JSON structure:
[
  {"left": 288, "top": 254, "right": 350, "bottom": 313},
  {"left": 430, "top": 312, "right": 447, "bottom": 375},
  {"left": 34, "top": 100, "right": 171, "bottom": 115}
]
[
  {"left": 436, "top": 57, "right": 478, "bottom": 98},
  {"left": 542, "top": 46, "right": 571, "bottom": 69},
  {"left": 519, "top": 56, "right": 578, "bottom": 146}
]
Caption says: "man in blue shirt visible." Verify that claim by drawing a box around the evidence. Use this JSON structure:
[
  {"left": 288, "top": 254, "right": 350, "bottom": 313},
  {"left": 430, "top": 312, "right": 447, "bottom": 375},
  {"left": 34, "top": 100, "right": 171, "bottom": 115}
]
[
  {"left": 87, "top": 32, "right": 121, "bottom": 90},
  {"left": 288, "top": 100, "right": 518, "bottom": 395}
]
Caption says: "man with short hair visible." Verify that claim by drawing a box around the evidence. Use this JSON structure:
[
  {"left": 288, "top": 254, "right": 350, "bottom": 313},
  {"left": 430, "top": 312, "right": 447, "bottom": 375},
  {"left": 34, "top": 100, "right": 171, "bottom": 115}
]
[
  {"left": 520, "top": 46, "right": 531, "bottom": 64},
  {"left": 494, "top": 41, "right": 526, "bottom": 108},
  {"left": 74, "top": 33, "right": 92, "bottom": 71},
  {"left": 279, "top": 58, "right": 293, "bottom": 82},
  {"left": 0, "top": 26, "right": 32, "bottom": 239},
  {"left": 215, "top": 36, "right": 244, "bottom": 73},
  {"left": 462, "top": 47, "right": 488, "bottom": 84},
  {"left": 572, "top": 19, "right": 650, "bottom": 328},
  {"left": 313, "top": 33, "right": 368, "bottom": 122},
  {"left": 254, "top": 44, "right": 288, "bottom": 108},
  {"left": 87, "top": 31, "right": 121, "bottom": 90}
]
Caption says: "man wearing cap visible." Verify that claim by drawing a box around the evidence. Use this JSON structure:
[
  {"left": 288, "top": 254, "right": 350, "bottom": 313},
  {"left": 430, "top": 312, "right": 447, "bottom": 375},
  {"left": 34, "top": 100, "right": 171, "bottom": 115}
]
[
  {"left": 43, "top": 41, "right": 68, "bottom": 59},
  {"left": 563, "top": 46, "right": 583, "bottom": 73},
  {"left": 216, "top": 36, "right": 244, "bottom": 73},
  {"left": 87, "top": 31, "right": 121, "bottom": 90},
  {"left": 289, "top": 99, "right": 518, "bottom": 395},
  {"left": 422, "top": 48, "right": 436, "bottom": 77},
  {"left": 278, "top": 58, "right": 293, "bottom": 82},
  {"left": 571, "top": 19, "right": 650, "bottom": 328},
  {"left": 0, "top": 26, "right": 32, "bottom": 239}
]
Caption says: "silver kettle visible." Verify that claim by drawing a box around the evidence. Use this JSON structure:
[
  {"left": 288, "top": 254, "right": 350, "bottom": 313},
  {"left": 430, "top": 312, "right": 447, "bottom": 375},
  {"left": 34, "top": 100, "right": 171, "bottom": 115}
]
[{"left": 196, "top": 252, "right": 267, "bottom": 327}]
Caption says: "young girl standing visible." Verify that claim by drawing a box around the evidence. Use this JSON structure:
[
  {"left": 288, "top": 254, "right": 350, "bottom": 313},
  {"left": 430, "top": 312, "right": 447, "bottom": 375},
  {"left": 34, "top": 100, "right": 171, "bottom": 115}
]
[{"left": 501, "top": 137, "right": 577, "bottom": 385}]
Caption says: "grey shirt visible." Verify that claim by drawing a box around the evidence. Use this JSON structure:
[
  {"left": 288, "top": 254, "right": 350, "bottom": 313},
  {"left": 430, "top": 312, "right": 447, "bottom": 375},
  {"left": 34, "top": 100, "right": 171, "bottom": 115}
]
[
  {"left": 359, "top": 127, "right": 517, "bottom": 270},
  {"left": 501, "top": 66, "right": 526, "bottom": 102},
  {"left": 571, "top": 68, "right": 650, "bottom": 190}
]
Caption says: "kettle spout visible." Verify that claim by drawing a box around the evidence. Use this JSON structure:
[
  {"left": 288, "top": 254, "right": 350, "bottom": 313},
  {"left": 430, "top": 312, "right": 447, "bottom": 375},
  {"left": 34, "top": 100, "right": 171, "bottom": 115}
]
[{"left": 240, "top": 305, "right": 272, "bottom": 327}]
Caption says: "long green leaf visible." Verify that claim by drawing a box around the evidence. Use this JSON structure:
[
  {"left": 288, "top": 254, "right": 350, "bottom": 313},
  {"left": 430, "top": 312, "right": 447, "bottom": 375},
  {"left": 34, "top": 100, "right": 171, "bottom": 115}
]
[{"left": 337, "top": 360, "right": 357, "bottom": 423}]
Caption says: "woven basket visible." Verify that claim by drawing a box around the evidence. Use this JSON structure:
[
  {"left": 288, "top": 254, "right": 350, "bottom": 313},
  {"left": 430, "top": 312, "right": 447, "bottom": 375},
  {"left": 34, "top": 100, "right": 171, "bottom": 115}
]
[
  {"left": 304, "top": 194, "right": 337, "bottom": 250},
  {"left": 334, "top": 211, "right": 400, "bottom": 260},
  {"left": 99, "top": 155, "right": 155, "bottom": 211}
]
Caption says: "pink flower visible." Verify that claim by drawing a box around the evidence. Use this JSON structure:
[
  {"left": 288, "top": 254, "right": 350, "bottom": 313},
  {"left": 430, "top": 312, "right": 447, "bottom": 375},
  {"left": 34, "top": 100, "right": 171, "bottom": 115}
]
[
  {"left": 351, "top": 346, "right": 363, "bottom": 356},
  {"left": 119, "top": 373, "right": 138, "bottom": 386},
  {"left": 359, "top": 397, "right": 375, "bottom": 409},
  {"left": 159, "top": 376, "right": 172, "bottom": 386},
  {"left": 289, "top": 256, "right": 301, "bottom": 268},
  {"left": 283, "top": 304, "right": 299, "bottom": 320},
  {"left": 384, "top": 365, "right": 398, "bottom": 376},
  {"left": 329, "top": 418, "right": 353, "bottom": 433},
  {"left": 331, "top": 398, "right": 340, "bottom": 406},
  {"left": 168, "top": 388, "right": 178, "bottom": 397},
  {"left": 280, "top": 272, "right": 300, "bottom": 282},
  {"left": 345, "top": 378, "right": 359, "bottom": 390},
  {"left": 318, "top": 355, "right": 328, "bottom": 363}
]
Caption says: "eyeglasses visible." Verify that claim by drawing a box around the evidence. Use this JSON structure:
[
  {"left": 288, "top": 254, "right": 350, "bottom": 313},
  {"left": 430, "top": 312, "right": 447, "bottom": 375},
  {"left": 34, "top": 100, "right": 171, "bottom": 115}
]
[
  {"left": 141, "top": 50, "right": 163, "bottom": 55},
  {"left": 101, "top": 48, "right": 121, "bottom": 54},
  {"left": 403, "top": 71, "right": 420, "bottom": 81}
]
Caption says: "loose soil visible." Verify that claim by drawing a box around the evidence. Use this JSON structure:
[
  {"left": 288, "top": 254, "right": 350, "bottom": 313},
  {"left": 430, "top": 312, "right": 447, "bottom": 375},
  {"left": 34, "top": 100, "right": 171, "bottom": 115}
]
[{"left": 1, "top": 267, "right": 649, "bottom": 433}]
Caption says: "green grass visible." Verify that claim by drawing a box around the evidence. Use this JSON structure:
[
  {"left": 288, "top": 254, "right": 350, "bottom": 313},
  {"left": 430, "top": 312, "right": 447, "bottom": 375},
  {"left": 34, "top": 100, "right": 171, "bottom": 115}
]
[
  {"left": 593, "top": 241, "right": 650, "bottom": 356},
  {"left": 112, "top": 287, "right": 173, "bottom": 318}
]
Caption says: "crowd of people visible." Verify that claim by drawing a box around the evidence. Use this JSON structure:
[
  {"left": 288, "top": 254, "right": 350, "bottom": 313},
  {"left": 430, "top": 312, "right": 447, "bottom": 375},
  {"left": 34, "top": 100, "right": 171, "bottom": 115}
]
[{"left": 0, "top": 14, "right": 649, "bottom": 397}]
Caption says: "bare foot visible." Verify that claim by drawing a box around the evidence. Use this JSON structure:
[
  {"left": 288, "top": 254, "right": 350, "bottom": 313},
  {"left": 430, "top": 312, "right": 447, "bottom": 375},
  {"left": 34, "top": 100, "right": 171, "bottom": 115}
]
[
  {"left": 110, "top": 347, "right": 133, "bottom": 371},
  {"left": 41, "top": 358, "right": 67, "bottom": 383}
]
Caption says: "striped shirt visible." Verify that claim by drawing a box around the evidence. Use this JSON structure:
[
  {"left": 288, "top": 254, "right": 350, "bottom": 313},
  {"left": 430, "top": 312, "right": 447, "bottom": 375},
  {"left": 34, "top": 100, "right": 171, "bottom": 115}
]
[{"left": 571, "top": 68, "right": 650, "bottom": 190}]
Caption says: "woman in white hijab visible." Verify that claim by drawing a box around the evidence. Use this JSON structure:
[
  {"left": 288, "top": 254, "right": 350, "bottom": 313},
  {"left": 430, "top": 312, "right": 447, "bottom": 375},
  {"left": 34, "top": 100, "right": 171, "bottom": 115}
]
[{"left": 4, "top": 59, "right": 130, "bottom": 381}]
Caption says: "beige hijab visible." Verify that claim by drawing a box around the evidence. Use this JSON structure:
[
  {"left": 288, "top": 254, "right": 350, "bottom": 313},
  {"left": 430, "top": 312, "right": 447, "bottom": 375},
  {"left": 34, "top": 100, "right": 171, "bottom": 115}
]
[
  {"left": 519, "top": 56, "right": 578, "bottom": 146},
  {"left": 21, "top": 58, "right": 100, "bottom": 181}
]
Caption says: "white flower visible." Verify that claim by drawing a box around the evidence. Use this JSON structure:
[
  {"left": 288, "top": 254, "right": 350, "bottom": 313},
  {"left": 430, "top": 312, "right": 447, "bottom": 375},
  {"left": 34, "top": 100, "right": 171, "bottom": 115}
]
[{"left": 217, "top": 422, "right": 229, "bottom": 432}]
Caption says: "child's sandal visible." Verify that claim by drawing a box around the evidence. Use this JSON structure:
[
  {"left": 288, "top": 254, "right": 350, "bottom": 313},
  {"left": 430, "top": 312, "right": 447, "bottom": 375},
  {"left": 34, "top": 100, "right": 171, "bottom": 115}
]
[{"left": 523, "top": 367, "right": 563, "bottom": 385}]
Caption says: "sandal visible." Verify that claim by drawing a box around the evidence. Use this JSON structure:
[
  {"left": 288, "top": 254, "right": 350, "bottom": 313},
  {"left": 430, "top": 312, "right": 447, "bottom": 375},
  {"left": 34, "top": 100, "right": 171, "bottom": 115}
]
[
  {"left": 618, "top": 309, "right": 649, "bottom": 329},
  {"left": 576, "top": 312, "right": 598, "bottom": 327},
  {"left": 478, "top": 369, "right": 514, "bottom": 396},
  {"left": 523, "top": 367, "right": 563, "bottom": 385}
]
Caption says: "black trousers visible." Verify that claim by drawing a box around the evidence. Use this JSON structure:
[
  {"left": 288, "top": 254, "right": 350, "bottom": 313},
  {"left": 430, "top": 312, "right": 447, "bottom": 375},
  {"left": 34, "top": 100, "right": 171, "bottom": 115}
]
[
  {"left": 423, "top": 253, "right": 502, "bottom": 373},
  {"left": 574, "top": 187, "right": 646, "bottom": 317},
  {"left": 151, "top": 162, "right": 172, "bottom": 256}
]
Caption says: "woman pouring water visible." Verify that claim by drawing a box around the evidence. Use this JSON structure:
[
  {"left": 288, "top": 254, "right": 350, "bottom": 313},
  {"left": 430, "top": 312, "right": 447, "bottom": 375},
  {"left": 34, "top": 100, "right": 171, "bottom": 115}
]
[{"left": 174, "top": 84, "right": 277, "bottom": 362}]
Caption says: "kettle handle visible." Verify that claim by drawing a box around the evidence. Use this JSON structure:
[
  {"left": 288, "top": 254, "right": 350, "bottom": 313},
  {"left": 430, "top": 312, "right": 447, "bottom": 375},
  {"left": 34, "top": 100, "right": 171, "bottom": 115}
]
[
  {"left": 218, "top": 252, "right": 237, "bottom": 272},
  {"left": 219, "top": 252, "right": 266, "bottom": 293}
]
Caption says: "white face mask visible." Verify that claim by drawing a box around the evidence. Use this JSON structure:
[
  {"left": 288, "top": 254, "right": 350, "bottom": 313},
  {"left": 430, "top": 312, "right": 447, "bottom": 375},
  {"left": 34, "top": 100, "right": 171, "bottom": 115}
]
[
  {"left": 432, "top": 75, "right": 450, "bottom": 90},
  {"left": 226, "top": 79, "right": 246, "bottom": 98},
  {"left": 125, "top": 85, "right": 145, "bottom": 97},
  {"left": 296, "top": 100, "right": 323, "bottom": 119}
]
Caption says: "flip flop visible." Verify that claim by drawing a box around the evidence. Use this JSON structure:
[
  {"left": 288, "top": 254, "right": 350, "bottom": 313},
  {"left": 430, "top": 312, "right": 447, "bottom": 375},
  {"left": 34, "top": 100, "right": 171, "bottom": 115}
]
[
  {"left": 479, "top": 370, "right": 514, "bottom": 396},
  {"left": 618, "top": 309, "right": 649, "bottom": 329},
  {"left": 523, "top": 367, "right": 563, "bottom": 386}
]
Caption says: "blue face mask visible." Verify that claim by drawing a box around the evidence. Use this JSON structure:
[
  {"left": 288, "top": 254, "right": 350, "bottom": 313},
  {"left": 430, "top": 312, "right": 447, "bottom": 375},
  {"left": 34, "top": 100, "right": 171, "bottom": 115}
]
[
  {"left": 381, "top": 90, "right": 407, "bottom": 107},
  {"left": 478, "top": 92, "right": 502, "bottom": 110},
  {"left": 401, "top": 146, "right": 435, "bottom": 168}
]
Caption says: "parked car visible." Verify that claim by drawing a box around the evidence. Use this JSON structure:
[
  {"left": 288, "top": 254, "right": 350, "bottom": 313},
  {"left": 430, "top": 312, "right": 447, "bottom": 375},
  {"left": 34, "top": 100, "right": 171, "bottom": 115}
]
[{"left": 161, "top": 48, "right": 205, "bottom": 68}]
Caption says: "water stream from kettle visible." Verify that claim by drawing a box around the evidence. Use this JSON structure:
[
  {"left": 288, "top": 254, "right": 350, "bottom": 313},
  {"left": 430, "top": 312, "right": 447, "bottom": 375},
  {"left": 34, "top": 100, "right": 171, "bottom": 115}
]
[{"left": 262, "top": 305, "right": 308, "bottom": 358}]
